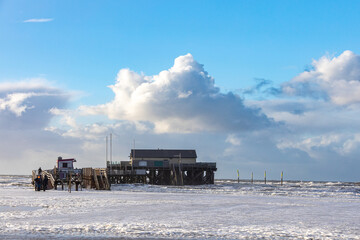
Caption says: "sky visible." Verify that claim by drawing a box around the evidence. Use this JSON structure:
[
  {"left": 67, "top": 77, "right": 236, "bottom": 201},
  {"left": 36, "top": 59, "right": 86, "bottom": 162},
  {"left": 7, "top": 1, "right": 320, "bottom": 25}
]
[{"left": 1, "top": 1, "right": 360, "bottom": 181}]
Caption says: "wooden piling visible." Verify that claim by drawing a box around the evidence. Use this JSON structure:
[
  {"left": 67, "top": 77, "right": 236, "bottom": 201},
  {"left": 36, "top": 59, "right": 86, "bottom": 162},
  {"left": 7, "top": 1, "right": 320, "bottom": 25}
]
[
  {"left": 281, "top": 171, "right": 283, "bottom": 186},
  {"left": 107, "top": 161, "right": 216, "bottom": 186},
  {"left": 251, "top": 172, "right": 253, "bottom": 184}
]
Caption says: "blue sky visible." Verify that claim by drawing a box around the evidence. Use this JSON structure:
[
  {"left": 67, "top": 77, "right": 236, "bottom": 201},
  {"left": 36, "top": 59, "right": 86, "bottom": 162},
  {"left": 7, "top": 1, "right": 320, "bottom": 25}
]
[
  {"left": 2, "top": 0, "right": 360, "bottom": 102},
  {"left": 1, "top": 1, "right": 360, "bottom": 181}
]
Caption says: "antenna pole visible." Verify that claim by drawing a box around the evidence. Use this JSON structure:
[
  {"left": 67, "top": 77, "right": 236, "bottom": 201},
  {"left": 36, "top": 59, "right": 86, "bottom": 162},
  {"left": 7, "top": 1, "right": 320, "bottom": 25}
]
[
  {"left": 132, "top": 139, "right": 135, "bottom": 173},
  {"left": 106, "top": 136, "right": 108, "bottom": 166},
  {"left": 110, "top": 133, "right": 112, "bottom": 173},
  {"left": 110, "top": 133, "right": 112, "bottom": 163}
]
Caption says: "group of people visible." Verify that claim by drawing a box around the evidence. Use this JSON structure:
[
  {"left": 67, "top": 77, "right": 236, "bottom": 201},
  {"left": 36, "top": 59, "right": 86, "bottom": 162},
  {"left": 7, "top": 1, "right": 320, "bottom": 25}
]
[{"left": 34, "top": 167, "right": 49, "bottom": 191}]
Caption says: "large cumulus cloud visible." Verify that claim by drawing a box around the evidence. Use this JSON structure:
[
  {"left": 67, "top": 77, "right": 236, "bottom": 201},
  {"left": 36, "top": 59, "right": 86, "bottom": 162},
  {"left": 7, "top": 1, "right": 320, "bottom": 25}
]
[{"left": 81, "top": 54, "right": 272, "bottom": 133}]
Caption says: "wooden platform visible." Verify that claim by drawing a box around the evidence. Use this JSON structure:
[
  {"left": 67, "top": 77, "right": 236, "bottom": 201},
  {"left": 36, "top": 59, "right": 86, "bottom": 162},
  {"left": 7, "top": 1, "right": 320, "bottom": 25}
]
[
  {"left": 107, "top": 162, "right": 217, "bottom": 185},
  {"left": 32, "top": 167, "right": 110, "bottom": 191}
]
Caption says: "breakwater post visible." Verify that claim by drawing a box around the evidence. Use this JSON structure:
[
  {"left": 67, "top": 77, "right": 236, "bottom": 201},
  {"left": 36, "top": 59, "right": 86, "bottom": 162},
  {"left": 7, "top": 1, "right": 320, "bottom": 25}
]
[
  {"left": 264, "top": 170, "right": 267, "bottom": 184},
  {"left": 237, "top": 170, "right": 239, "bottom": 183}
]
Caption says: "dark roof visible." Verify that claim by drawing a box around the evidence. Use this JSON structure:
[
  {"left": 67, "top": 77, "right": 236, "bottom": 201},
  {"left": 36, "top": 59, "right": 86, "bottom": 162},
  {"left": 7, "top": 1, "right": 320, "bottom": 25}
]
[
  {"left": 130, "top": 149, "right": 197, "bottom": 159},
  {"left": 57, "top": 158, "right": 76, "bottom": 162}
]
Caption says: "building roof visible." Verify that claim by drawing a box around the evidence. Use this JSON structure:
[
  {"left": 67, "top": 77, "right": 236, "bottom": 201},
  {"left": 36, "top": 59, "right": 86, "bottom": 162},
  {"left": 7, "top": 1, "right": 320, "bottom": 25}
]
[
  {"left": 57, "top": 158, "right": 76, "bottom": 162},
  {"left": 130, "top": 149, "right": 197, "bottom": 159}
]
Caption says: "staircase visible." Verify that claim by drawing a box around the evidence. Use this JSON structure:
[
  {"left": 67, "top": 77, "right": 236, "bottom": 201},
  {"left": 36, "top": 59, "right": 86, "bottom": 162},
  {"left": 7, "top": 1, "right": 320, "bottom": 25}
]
[{"left": 93, "top": 168, "right": 110, "bottom": 190}]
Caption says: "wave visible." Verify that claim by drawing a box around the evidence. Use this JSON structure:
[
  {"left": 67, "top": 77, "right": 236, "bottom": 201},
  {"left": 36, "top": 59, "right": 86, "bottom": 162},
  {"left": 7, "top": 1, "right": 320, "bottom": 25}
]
[
  {"left": 1, "top": 175, "right": 359, "bottom": 199},
  {"left": 0, "top": 175, "right": 32, "bottom": 189}
]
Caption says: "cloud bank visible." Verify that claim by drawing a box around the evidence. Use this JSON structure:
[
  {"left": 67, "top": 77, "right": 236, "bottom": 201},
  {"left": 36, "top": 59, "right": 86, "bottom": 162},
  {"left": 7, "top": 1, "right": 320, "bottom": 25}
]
[
  {"left": 235, "top": 50, "right": 360, "bottom": 180},
  {"left": 81, "top": 54, "right": 272, "bottom": 133},
  {"left": 0, "top": 79, "right": 79, "bottom": 173},
  {"left": 2, "top": 51, "right": 360, "bottom": 180}
]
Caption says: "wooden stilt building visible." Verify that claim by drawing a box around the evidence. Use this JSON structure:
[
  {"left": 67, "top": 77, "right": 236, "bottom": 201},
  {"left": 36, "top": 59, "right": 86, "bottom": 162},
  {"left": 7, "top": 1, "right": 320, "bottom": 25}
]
[{"left": 107, "top": 149, "right": 217, "bottom": 185}]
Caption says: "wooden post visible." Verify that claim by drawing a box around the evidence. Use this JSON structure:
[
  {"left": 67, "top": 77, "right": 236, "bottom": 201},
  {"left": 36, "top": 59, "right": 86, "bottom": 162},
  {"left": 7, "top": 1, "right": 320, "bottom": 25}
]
[
  {"left": 264, "top": 170, "right": 266, "bottom": 184},
  {"left": 179, "top": 153, "right": 183, "bottom": 185},
  {"left": 237, "top": 170, "right": 239, "bottom": 183},
  {"left": 54, "top": 179, "right": 57, "bottom": 190},
  {"left": 68, "top": 172, "right": 72, "bottom": 193},
  {"left": 32, "top": 170, "right": 36, "bottom": 185},
  {"left": 281, "top": 171, "right": 283, "bottom": 186},
  {"left": 251, "top": 172, "right": 253, "bottom": 184}
]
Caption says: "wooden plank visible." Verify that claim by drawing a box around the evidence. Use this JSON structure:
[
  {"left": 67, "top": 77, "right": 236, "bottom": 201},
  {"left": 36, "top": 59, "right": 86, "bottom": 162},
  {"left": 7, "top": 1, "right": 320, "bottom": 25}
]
[
  {"left": 93, "top": 169, "right": 100, "bottom": 190},
  {"left": 103, "top": 170, "right": 110, "bottom": 190}
]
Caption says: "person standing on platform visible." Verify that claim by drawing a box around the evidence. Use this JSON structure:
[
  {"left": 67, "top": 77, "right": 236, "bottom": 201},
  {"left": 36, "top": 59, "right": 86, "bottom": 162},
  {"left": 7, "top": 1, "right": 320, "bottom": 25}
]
[{"left": 34, "top": 175, "right": 42, "bottom": 191}]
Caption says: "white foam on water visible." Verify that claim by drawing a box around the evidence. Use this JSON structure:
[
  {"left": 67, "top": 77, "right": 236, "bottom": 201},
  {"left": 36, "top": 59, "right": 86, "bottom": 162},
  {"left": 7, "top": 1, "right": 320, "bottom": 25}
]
[{"left": 0, "top": 176, "right": 359, "bottom": 239}]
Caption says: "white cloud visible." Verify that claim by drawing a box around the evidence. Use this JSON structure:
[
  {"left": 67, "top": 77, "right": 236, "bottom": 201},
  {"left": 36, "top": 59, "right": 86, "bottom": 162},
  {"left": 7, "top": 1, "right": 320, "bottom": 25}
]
[
  {"left": 0, "top": 79, "right": 80, "bottom": 174},
  {"left": 276, "top": 132, "right": 360, "bottom": 159},
  {"left": 341, "top": 134, "right": 360, "bottom": 155},
  {"left": 283, "top": 50, "right": 360, "bottom": 105},
  {"left": 0, "top": 92, "right": 65, "bottom": 117},
  {"left": 245, "top": 50, "right": 360, "bottom": 162},
  {"left": 47, "top": 121, "right": 112, "bottom": 140},
  {"left": 277, "top": 134, "right": 341, "bottom": 159},
  {"left": 50, "top": 108, "right": 78, "bottom": 128},
  {"left": 226, "top": 134, "right": 241, "bottom": 146},
  {"left": 234, "top": 51, "right": 360, "bottom": 180},
  {"left": 224, "top": 134, "right": 242, "bottom": 157},
  {"left": 23, "top": 18, "right": 54, "bottom": 23},
  {"left": 0, "top": 92, "right": 33, "bottom": 116},
  {"left": 47, "top": 107, "right": 130, "bottom": 140},
  {"left": 80, "top": 54, "right": 272, "bottom": 133},
  {"left": 178, "top": 90, "right": 192, "bottom": 99},
  {"left": 0, "top": 78, "right": 71, "bottom": 118},
  {"left": 0, "top": 78, "right": 52, "bottom": 92}
]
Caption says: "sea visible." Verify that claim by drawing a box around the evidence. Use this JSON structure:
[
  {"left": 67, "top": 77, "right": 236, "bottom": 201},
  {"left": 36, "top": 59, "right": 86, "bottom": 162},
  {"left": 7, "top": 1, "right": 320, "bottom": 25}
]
[{"left": 0, "top": 175, "right": 359, "bottom": 239}]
